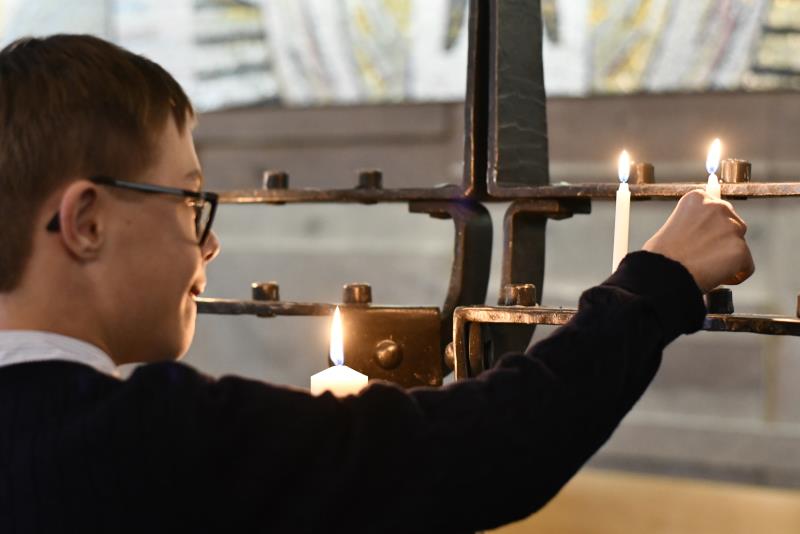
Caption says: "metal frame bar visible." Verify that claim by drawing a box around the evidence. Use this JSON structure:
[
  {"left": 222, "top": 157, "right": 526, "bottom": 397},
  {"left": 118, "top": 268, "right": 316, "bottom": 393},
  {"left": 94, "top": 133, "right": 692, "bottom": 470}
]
[
  {"left": 216, "top": 182, "right": 800, "bottom": 205},
  {"left": 452, "top": 305, "right": 800, "bottom": 380}
]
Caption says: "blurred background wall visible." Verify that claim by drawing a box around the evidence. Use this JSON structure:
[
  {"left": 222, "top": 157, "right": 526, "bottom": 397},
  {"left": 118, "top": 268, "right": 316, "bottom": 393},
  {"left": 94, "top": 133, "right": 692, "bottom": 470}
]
[{"left": 4, "top": 0, "right": 800, "bottom": 515}]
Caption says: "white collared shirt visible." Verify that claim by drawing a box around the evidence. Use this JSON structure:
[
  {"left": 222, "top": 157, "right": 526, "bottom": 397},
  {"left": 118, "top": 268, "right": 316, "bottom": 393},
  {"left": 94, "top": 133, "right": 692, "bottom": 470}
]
[{"left": 0, "top": 330, "right": 119, "bottom": 378}]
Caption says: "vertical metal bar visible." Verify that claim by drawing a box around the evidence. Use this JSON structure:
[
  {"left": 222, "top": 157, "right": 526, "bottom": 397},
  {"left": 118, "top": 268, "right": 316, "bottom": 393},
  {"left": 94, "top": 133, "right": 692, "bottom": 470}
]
[
  {"left": 462, "top": 0, "right": 490, "bottom": 199},
  {"left": 487, "top": 0, "right": 550, "bottom": 194},
  {"left": 491, "top": 210, "right": 547, "bottom": 359},
  {"left": 487, "top": 0, "right": 551, "bottom": 359}
]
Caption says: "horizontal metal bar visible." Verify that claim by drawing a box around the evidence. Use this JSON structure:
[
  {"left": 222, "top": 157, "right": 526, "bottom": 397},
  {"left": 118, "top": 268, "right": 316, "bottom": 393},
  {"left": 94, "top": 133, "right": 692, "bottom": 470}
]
[
  {"left": 454, "top": 306, "right": 800, "bottom": 336},
  {"left": 703, "top": 314, "right": 800, "bottom": 336},
  {"left": 196, "top": 298, "right": 336, "bottom": 317},
  {"left": 217, "top": 182, "right": 800, "bottom": 204},
  {"left": 486, "top": 182, "right": 800, "bottom": 200},
  {"left": 196, "top": 297, "right": 440, "bottom": 318},
  {"left": 218, "top": 185, "right": 463, "bottom": 204}
]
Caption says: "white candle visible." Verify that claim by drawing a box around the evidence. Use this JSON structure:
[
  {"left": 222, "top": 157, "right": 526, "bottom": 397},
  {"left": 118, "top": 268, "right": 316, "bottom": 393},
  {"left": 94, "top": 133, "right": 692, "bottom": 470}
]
[
  {"left": 310, "top": 306, "right": 368, "bottom": 396},
  {"left": 706, "top": 138, "right": 722, "bottom": 200},
  {"left": 612, "top": 150, "right": 631, "bottom": 272},
  {"left": 310, "top": 365, "right": 368, "bottom": 396}
]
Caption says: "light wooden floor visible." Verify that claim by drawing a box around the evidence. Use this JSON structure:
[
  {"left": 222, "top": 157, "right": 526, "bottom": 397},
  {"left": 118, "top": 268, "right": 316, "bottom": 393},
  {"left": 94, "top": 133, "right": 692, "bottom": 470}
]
[{"left": 492, "top": 469, "right": 800, "bottom": 534}]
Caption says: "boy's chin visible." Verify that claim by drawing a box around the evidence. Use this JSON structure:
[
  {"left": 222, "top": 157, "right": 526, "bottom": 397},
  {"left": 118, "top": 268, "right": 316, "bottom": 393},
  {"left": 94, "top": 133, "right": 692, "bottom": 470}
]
[{"left": 146, "top": 330, "right": 194, "bottom": 364}]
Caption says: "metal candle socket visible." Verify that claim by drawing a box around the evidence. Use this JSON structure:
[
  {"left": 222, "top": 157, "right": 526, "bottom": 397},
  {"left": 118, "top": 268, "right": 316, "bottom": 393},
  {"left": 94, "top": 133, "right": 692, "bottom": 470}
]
[
  {"left": 720, "top": 159, "right": 751, "bottom": 183},
  {"left": 343, "top": 283, "right": 373, "bottom": 305},
  {"left": 628, "top": 162, "right": 655, "bottom": 184},
  {"left": 252, "top": 281, "right": 281, "bottom": 301},
  {"left": 262, "top": 170, "right": 289, "bottom": 190},
  {"left": 357, "top": 169, "right": 383, "bottom": 190},
  {"left": 499, "top": 283, "right": 537, "bottom": 306},
  {"left": 706, "top": 288, "right": 734, "bottom": 315}
]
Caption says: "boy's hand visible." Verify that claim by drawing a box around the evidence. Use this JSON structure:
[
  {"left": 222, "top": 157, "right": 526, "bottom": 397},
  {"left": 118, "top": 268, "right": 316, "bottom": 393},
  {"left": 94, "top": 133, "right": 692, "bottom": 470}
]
[{"left": 643, "top": 190, "right": 754, "bottom": 294}]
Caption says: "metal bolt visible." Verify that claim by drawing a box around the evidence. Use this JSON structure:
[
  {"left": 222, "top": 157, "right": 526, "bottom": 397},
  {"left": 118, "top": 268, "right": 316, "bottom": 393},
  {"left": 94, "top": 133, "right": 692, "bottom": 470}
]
[
  {"left": 444, "top": 342, "right": 455, "bottom": 371},
  {"left": 262, "top": 170, "right": 289, "bottom": 190},
  {"left": 343, "top": 283, "right": 372, "bottom": 305},
  {"left": 252, "top": 281, "right": 280, "bottom": 301},
  {"left": 374, "top": 339, "right": 403, "bottom": 369},
  {"left": 706, "top": 287, "right": 734, "bottom": 314},
  {"left": 499, "top": 283, "right": 537, "bottom": 307},
  {"left": 629, "top": 162, "right": 655, "bottom": 184},
  {"left": 720, "top": 159, "right": 751, "bottom": 183},
  {"left": 357, "top": 169, "right": 383, "bottom": 189}
]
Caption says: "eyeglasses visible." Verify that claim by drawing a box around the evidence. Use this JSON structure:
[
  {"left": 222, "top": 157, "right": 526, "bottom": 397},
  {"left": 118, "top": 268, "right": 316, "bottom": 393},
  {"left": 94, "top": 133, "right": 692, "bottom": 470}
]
[{"left": 45, "top": 175, "right": 219, "bottom": 246}]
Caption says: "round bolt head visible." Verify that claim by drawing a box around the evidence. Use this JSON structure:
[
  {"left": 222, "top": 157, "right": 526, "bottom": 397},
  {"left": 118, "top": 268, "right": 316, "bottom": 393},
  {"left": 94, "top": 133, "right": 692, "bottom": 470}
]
[
  {"left": 343, "top": 283, "right": 372, "bottom": 304},
  {"left": 375, "top": 339, "right": 403, "bottom": 370},
  {"left": 252, "top": 281, "right": 280, "bottom": 301}
]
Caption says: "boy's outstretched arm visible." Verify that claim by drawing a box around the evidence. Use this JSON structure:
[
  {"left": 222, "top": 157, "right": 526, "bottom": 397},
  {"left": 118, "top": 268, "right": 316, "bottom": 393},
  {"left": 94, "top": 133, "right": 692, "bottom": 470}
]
[{"left": 128, "top": 191, "right": 752, "bottom": 533}]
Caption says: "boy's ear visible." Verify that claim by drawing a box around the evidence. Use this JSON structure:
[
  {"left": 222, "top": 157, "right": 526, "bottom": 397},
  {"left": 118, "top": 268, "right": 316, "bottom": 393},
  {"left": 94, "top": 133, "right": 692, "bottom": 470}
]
[{"left": 57, "top": 181, "right": 104, "bottom": 260}]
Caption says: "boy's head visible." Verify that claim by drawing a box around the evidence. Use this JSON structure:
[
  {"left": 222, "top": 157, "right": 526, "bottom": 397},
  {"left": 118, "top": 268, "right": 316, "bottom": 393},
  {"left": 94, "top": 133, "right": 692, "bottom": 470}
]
[{"left": 0, "top": 34, "right": 220, "bottom": 364}]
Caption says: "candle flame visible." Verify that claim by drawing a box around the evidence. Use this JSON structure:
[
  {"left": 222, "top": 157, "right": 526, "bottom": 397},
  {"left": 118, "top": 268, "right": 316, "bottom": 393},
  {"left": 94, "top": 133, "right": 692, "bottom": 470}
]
[
  {"left": 329, "top": 306, "right": 344, "bottom": 366},
  {"left": 706, "top": 138, "right": 721, "bottom": 175},
  {"left": 618, "top": 150, "right": 630, "bottom": 184}
]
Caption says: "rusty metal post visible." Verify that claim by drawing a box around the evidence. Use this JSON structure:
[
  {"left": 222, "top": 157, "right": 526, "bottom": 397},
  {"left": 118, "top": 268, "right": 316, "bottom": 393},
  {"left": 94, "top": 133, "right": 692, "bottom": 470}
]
[
  {"left": 489, "top": 199, "right": 589, "bottom": 362},
  {"left": 486, "top": 0, "right": 549, "bottom": 196},
  {"left": 462, "top": 0, "right": 490, "bottom": 199}
]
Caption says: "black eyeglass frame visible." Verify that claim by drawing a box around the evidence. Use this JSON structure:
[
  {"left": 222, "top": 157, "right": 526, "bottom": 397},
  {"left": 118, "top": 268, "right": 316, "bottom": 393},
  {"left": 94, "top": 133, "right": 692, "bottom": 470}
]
[{"left": 45, "top": 175, "right": 219, "bottom": 246}]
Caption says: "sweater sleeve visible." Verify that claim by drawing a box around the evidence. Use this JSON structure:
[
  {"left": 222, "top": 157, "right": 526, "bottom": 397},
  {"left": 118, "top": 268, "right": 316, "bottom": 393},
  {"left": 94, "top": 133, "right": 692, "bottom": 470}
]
[{"left": 128, "top": 251, "right": 705, "bottom": 534}]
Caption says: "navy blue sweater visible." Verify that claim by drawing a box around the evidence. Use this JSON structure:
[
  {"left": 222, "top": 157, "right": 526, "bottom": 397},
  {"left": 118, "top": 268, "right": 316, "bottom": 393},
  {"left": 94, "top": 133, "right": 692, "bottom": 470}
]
[{"left": 0, "top": 252, "right": 705, "bottom": 533}]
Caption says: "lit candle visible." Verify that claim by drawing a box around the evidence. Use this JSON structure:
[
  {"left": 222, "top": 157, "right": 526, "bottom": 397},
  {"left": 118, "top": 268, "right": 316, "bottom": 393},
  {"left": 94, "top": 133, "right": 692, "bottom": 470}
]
[
  {"left": 310, "top": 306, "right": 368, "bottom": 396},
  {"left": 612, "top": 150, "right": 631, "bottom": 272},
  {"left": 706, "top": 138, "right": 722, "bottom": 199}
]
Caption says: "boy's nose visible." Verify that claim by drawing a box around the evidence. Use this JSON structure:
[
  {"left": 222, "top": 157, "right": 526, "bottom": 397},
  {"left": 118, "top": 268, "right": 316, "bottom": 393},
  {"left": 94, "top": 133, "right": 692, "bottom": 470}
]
[{"left": 202, "top": 230, "right": 220, "bottom": 263}]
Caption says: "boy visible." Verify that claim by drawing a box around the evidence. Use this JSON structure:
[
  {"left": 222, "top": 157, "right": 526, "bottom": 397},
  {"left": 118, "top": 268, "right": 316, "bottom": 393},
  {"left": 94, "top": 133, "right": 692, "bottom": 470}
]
[{"left": 0, "top": 35, "right": 753, "bottom": 533}]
